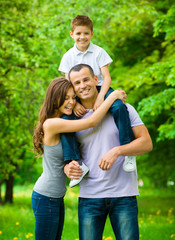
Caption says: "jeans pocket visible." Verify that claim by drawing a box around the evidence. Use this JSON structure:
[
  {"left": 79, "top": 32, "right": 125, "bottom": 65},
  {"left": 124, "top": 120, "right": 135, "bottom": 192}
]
[{"left": 32, "top": 195, "right": 41, "bottom": 215}]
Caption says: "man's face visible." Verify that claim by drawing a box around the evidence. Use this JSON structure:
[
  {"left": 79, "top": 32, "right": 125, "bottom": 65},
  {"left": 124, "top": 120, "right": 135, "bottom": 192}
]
[{"left": 69, "top": 67, "right": 98, "bottom": 101}]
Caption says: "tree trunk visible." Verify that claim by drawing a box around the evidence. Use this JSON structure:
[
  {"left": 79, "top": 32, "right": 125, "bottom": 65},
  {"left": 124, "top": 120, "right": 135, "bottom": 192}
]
[{"left": 5, "top": 175, "right": 14, "bottom": 203}]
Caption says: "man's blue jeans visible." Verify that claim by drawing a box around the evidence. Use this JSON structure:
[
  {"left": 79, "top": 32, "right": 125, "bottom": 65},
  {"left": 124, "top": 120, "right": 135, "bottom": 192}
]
[
  {"left": 61, "top": 87, "right": 135, "bottom": 161},
  {"left": 78, "top": 196, "right": 139, "bottom": 240},
  {"left": 31, "top": 191, "right": 65, "bottom": 240}
]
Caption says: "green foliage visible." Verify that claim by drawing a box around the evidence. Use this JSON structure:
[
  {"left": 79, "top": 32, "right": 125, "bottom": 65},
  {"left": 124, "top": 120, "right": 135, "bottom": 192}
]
[
  {"left": 0, "top": 0, "right": 175, "bottom": 195},
  {"left": 107, "top": 2, "right": 175, "bottom": 186}
]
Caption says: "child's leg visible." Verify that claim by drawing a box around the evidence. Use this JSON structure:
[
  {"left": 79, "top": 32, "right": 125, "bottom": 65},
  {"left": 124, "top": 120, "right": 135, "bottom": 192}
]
[
  {"left": 61, "top": 114, "right": 89, "bottom": 187},
  {"left": 105, "top": 87, "right": 135, "bottom": 144},
  {"left": 98, "top": 86, "right": 136, "bottom": 172},
  {"left": 61, "top": 113, "right": 80, "bottom": 161},
  {"left": 97, "top": 87, "right": 135, "bottom": 145}
]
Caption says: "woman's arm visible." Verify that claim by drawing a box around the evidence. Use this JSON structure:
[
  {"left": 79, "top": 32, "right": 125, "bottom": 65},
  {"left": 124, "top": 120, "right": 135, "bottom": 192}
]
[{"left": 43, "top": 89, "right": 126, "bottom": 134}]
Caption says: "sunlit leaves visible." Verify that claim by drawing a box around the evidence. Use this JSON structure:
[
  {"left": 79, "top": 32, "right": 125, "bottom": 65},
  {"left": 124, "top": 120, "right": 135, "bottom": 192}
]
[{"left": 0, "top": 0, "right": 175, "bottom": 189}]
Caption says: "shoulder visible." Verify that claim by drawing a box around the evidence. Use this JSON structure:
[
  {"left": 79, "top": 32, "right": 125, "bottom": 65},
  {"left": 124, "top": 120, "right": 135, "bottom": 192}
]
[
  {"left": 62, "top": 46, "right": 74, "bottom": 57},
  {"left": 126, "top": 103, "right": 137, "bottom": 112},
  {"left": 91, "top": 42, "right": 105, "bottom": 53},
  {"left": 59, "top": 47, "right": 75, "bottom": 71},
  {"left": 91, "top": 43, "right": 112, "bottom": 63},
  {"left": 125, "top": 103, "right": 144, "bottom": 127},
  {"left": 43, "top": 118, "right": 61, "bottom": 131},
  {"left": 43, "top": 118, "right": 52, "bottom": 131}
]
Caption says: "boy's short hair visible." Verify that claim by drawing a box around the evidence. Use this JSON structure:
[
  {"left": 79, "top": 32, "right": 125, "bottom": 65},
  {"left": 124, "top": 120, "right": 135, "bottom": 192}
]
[{"left": 71, "top": 15, "right": 93, "bottom": 32}]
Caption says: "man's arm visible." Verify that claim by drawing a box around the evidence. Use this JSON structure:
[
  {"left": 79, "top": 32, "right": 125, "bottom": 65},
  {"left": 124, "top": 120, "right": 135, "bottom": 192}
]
[{"left": 98, "top": 125, "right": 153, "bottom": 170}]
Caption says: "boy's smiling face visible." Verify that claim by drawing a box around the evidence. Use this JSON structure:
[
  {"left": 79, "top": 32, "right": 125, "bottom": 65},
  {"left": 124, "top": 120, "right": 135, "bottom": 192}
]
[{"left": 70, "top": 26, "right": 94, "bottom": 52}]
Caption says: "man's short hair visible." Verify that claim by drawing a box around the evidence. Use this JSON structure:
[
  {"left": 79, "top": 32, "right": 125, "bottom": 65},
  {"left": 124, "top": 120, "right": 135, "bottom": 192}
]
[
  {"left": 71, "top": 15, "right": 93, "bottom": 32},
  {"left": 68, "top": 64, "right": 95, "bottom": 80}
]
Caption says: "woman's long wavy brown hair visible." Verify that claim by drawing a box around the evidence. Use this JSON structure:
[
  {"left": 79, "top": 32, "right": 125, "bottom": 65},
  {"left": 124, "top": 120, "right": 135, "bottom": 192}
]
[{"left": 33, "top": 77, "right": 73, "bottom": 156}]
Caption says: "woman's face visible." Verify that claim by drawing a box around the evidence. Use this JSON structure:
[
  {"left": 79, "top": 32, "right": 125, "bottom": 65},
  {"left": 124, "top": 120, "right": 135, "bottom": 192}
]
[{"left": 58, "top": 87, "right": 76, "bottom": 116}]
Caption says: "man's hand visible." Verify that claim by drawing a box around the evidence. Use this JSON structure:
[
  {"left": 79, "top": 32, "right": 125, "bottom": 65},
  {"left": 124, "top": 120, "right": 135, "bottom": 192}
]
[
  {"left": 98, "top": 148, "right": 119, "bottom": 170},
  {"left": 64, "top": 160, "right": 83, "bottom": 179},
  {"left": 99, "top": 125, "right": 153, "bottom": 171},
  {"left": 73, "top": 102, "right": 87, "bottom": 117}
]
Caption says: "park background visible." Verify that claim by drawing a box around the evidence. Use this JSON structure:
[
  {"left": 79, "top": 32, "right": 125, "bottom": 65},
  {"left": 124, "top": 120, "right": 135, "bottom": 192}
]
[{"left": 0, "top": 0, "right": 175, "bottom": 239}]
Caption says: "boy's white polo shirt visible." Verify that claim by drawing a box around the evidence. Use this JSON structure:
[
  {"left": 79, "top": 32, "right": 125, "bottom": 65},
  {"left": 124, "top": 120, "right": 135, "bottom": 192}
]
[{"left": 59, "top": 42, "right": 113, "bottom": 86}]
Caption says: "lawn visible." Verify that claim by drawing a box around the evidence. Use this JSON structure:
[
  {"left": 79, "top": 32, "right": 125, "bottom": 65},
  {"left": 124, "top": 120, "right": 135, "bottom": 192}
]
[{"left": 0, "top": 185, "right": 174, "bottom": 240}]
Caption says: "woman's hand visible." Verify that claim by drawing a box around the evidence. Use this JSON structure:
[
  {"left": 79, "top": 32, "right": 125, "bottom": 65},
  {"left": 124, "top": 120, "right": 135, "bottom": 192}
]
[{"left": 111, "top": 89, "right": 127, "bottom": 103}]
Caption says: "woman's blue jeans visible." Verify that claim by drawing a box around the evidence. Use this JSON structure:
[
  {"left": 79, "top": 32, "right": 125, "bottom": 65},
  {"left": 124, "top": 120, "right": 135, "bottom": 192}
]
[
  {"left": 31, "top": 191, "right": 65, "bottom": 240},
  {"left": 61, "top": 87, "right": 135, "bottom": 161},
  {"left": 78, "top": 196, "right": 139, "bottom": 240}
]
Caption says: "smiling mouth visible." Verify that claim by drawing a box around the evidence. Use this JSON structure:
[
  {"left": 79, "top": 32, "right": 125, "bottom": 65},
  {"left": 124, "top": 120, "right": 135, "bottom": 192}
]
[
  {"left": 78, "top": 40, "right": 88, "bottom": 43},
  {"left": 81, "top": 89, "right": 90, "bottom": 95}
]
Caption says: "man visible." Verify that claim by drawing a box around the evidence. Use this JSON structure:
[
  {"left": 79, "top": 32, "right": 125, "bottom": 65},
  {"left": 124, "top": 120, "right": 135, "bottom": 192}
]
[{"left": 64, "top": 64, "right": 153, "bottom": 240}]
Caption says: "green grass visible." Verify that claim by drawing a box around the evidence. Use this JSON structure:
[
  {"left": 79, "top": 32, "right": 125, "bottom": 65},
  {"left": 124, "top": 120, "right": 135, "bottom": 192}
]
[{"left": 0, "top": 185, "right": 175, "bottom": 240}]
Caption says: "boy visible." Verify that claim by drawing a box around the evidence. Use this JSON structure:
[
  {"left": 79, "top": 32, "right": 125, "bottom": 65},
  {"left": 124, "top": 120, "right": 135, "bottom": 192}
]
[{"left": 59, "top": 15, "right": 136, "bottom": 187}]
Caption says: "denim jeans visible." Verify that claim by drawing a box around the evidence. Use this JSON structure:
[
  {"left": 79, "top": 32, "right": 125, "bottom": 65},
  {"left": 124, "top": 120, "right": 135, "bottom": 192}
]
[
  {"left": 61, "top": 113, "right": 80, "bottom": 161},
  {"left": 31, "top": 191, "right": 65, "bottom": 240},
  {"left": 102, "top": 87, "right": 135, "bottom": 145},
  {"left": 61, "top": 87, "right": 135, "bottom": 161},
  {"left": 78, "top": 196, "right": 139, "bottom": 240}
]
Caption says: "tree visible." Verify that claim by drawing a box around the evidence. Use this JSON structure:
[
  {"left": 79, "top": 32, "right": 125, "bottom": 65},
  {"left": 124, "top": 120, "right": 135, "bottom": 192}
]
[
  {"left": 0, "top": 0, "right": 51, "bottom": 202},
  {"left": 107, "top": 1, "right": 175, "bottom": 186},
  {"left": 0, "top": 0, "right": 174, "bottom": 203}
]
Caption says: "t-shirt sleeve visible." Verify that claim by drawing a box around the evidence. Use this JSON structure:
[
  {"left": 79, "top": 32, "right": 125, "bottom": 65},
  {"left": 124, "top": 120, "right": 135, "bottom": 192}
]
[
  {"left": 126, "top": 103, "right": 144, "bottom": 127},
  {"left": 97, "top": 48, "right": 113, "bottom": 68},
  {"left": 58, "top": 53, "right": 70, "bottom": 73}
]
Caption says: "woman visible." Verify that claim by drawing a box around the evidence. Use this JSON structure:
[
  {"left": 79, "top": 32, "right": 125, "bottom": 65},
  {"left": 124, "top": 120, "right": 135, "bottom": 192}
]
[{"left": 32, "top": 77, "right": 125, "bottom": 240}]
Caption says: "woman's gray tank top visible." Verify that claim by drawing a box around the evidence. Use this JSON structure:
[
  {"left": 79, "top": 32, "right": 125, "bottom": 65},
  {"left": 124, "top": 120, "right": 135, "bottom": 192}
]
[{"left": 33, "top": 141, "right": 67, "bottom": 198}]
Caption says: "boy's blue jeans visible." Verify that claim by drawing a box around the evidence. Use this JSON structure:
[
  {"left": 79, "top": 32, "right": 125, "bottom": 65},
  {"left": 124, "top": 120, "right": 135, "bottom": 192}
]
[
  {"left": 78, "top": 196, "right": 139, "bottom": 240},
  {"left": 61, "top": 87, "right": 135, "bottom": 161},
  {"left": 103, "top": 87, "right": 135, "bottom": 144},
  {"left": 61, "top": 113, "right": 80, "bottom": 161},
  {"left": 31, "top": 191, "right": 65, "bottom": 240}
]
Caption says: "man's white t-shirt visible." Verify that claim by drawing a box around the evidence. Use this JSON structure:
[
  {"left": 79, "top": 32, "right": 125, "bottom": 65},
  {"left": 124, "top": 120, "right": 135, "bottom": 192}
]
[{"left": 76, "top": 104, "right": 144, "bottom": 198}]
